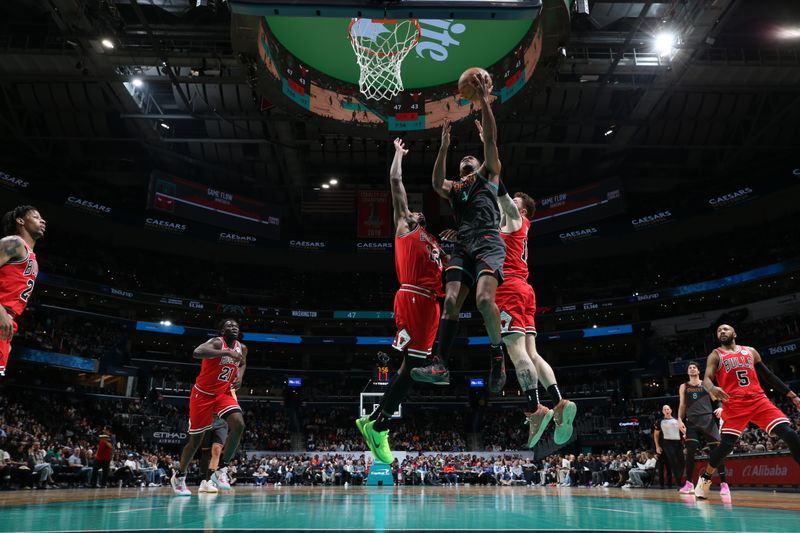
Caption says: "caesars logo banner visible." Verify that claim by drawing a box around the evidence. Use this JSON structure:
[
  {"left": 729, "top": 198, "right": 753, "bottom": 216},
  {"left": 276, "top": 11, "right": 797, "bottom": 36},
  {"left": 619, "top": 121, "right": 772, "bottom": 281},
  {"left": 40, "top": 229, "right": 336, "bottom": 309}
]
[
  {"left": 289, "top": 240, "right": 327, "bottom": 252},
  {"left": 65, "top": 196, "right": 112, "bottom": 216},
  {"left": 708, "top": 187, "right": 754, "bottom": 209},
  {"left": 219, "top": 232, "right": 257, "bottom": 247},
  {"left": 0, "top": 171, "right": 29, "bottom": 190},
  {"left": 356, "top": 241, "right": 393, "bottom": 252},
  {"left": 559, "top": 226, "right": 599, "bottom": 244},
  {"left": 144, "top": 217, "right": 187, "bottom": 234},
  {"left": 630, "top": 211, "right": 673, "bottom": 230}
]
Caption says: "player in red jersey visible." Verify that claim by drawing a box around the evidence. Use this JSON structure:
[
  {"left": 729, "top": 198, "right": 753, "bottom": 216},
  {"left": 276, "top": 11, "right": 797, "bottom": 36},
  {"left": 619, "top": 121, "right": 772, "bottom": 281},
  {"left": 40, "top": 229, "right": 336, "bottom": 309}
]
[
  {"left": 356, "top": 138, "right": 444, "bottom": 464},
  {"left": 493, "top": 191, "right": 576, "bottom": 448},
  {"left": 0, "top": 205, "right": 45, "bottom": 377},
  {"left": 171, "top": 319, "right": 247, "bottom": 495},
  {"left": 694, "top": 323, "right": 800, "bottom": 499}
]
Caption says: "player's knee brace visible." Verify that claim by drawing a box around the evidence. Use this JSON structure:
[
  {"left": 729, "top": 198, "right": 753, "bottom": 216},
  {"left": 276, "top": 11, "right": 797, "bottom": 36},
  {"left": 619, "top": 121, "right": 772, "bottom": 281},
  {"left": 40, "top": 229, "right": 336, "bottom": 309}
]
[
  {"left": 708, "top": 434, "right": 737, "bottom": 469},
  {"left": 772, "top": 423, "right": 800, "bottom": 461}
]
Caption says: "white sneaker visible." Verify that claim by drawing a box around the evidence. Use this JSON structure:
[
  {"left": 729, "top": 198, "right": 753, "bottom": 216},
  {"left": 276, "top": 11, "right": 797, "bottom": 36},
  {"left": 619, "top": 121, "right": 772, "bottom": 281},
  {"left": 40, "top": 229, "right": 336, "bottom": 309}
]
[
  {"left": 198, "top": 479, "right": 218, "bottom": 493},
  {"left": 622, "top": 483, "right": 632, "bottom": 489},
  {"left": 603, "top": 482, "right": 610, "bottom": 487},
  {"left": 210, "top": 468, "right": 231, "bottom": 490},
  {"left": 170, "top": 473, "right": 191, "bottom": 496},
  {"left": 148, "top": 482, "right": 160, "bottom": 488},
  {"left": 694, "top": 476, "right": 713, "bottom": 499}
]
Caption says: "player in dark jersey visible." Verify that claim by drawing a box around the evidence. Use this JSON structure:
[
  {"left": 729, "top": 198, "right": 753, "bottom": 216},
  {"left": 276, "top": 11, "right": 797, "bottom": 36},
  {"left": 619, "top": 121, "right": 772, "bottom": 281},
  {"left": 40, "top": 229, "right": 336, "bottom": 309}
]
[
  {"left": 413, "top": 73, "right": 507, "bottom": 390},
  {"left": 492, "top": 192, "right": 576, "bottom": 448},
  {"left": 171, "top": 319, "right": 247, "bottom": 495},
  {"left": 695, "top": 324, "right": 800, "bottom": 499},
  {"left": 677, "top": 361, "right": 728, "bottom": 495},
  {"left": 198, "top": 415, "right": 229, "bottom": 493},
  {"left": 356, "top": 138, "right": 444, "bottom": 465},
  {"left": 0, "top": 205, "right": 45, "bottom": 377}
]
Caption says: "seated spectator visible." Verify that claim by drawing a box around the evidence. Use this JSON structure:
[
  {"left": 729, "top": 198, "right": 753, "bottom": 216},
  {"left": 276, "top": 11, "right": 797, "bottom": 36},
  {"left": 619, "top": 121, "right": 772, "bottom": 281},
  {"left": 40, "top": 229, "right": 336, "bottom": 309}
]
[{"left": 624, "top": 452, "right": 656, "bottom": 488}]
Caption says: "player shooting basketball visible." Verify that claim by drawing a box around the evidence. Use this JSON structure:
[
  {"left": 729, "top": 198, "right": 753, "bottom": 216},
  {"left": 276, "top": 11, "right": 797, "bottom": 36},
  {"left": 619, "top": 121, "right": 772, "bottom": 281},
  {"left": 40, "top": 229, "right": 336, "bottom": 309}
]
[{"left": 412, "top": 72, "right": 508, "bottom": 391}]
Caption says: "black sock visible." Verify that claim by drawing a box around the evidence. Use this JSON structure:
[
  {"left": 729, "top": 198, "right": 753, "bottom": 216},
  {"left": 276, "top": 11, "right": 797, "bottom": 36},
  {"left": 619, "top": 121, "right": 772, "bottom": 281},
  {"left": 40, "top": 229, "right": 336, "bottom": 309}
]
[
  {"left": 701, "top": 471, "right": 712, "bottom": 481},
  {"left": 718, "top": 463, "right": 726, "bottom": 483},
  {"left": 546, "top": 384, "right": 563, "bottom": 403},
  {"left": 490, "top": 343, "right": 504, "bottom": 365},
  {"left": 373, "top": 371, "right": 413, "bottom": 432},
  {"left": 524, "top": 388, "right": 540, "bottom": 412},
  {"left": 435, "top": 319, "right": 459, "bottom": 367}
]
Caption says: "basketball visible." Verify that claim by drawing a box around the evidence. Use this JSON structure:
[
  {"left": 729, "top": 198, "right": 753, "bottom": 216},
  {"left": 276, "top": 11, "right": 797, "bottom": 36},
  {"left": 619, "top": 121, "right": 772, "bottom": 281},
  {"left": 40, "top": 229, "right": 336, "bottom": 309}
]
[{"left": 458, "top": 67, "right": 492, "bottom": 101}]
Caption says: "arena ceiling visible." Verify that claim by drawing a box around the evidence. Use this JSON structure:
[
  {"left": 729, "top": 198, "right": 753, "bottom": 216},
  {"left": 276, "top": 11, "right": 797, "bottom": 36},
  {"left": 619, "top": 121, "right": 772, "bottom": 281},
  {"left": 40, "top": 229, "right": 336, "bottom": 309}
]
[{"left": 0, "top": 0, "right": 798, "bottom": 231}]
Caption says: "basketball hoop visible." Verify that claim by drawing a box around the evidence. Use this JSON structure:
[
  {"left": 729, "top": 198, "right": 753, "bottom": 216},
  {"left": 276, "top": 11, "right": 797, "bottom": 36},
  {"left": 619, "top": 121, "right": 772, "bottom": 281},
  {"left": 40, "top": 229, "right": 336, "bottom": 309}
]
[{"left": 348, "top": 18, "right": 421, "bottom": 101}]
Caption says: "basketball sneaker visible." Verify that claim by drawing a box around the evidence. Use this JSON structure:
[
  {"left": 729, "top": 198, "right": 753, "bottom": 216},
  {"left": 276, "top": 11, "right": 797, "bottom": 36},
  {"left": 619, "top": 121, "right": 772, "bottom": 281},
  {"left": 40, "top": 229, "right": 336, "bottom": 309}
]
[
  {"left": 410, "top": 357, "right": 450, "bottom": 385},
  {"left": 170, "top": 472, "right": 191, "bottom": 496},
  {"left": 198, "top": 479, "right": 218, "bottom": 494},
  {"left": 719, "top": 482, "right": 731, "bottom": 496},
  {"left": 694, "top": 475, "right": 713, "bottom": 499},
  {"left": 210, "top": 467, "right": 231, "bottom": 490},
  {"left": 355, "top": 415, "right": 371, "bottom": 442},
  {"left": 489, "top": 354, "right": 506, "bottom": 393},
  {"left": 553, "top": 400, "right": 577, "bottom": 445},
  {"left": 363, "top": 420, "right": 393, "bottom": 464},
  {"left": 679, "top": 480, "right": 694, "bottom": 494},
  {"left": 525, "top": 405, "right": 554, "bottom": 448}
]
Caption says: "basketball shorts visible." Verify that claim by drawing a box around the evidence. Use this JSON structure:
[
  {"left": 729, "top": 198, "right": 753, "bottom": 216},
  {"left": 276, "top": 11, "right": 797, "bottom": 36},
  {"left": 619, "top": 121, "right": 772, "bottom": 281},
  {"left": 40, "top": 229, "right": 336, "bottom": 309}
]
[
  {"left": 0, "top": 319, "right": 18, "bottom": 375},
  {"left": 202, "top": 417, "right": 229, "bottom": 448},
  {"left": 685, "top": 416, "right": 721, "bottom": 443},
  {"left": 189, "top": 386, "right": 241, "bottom": 434},
  {"left": 720, "top": 395, "right": 791, "bottom": 438},
  {"left": 392, "top": 286, "right": 440, "bottom": 359},
  {"left": 445, "top": 232, "right": 505, "bottom": 286},
  {"left": 495, "top": 276, "right": 536, "bottom": 336}
]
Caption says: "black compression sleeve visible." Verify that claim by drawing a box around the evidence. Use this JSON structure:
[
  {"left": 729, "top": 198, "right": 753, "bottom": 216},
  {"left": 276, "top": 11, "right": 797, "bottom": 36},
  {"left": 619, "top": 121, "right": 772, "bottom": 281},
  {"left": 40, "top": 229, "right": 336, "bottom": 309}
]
[
  {"left": 497, "top": 177, "right": 507, "bottom": 197},
  {"left": 755, "top": 362, "right": 792, "bottom": 396},
  {"left": 712, "top": 399, "right": 722, "bottom": 410}
]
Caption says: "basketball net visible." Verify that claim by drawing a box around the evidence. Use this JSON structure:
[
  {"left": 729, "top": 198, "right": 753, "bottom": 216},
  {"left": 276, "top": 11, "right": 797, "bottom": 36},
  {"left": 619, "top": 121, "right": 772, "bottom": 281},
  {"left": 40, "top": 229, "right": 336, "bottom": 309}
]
[{"left": 348, "top": 18, "right": 421, "bottom": 101}]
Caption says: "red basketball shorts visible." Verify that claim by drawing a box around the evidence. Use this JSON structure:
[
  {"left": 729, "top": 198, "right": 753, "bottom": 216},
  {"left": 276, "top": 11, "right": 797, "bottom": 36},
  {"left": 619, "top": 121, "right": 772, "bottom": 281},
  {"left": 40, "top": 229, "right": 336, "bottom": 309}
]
[
  {"left": 188, "top": 386, "right": 241, "bottom": 434},
  {"left": 392, "top": 285, "right": 441, "bottom": 359},
  {"left": 495, "top": 275, "right": 536, "bottom": 336},
  {"left": 0, "top": 319, "right": 18, "bottom": 374},
  {"left": 720, "top": 394, "right": 791, "bottom": 437}
]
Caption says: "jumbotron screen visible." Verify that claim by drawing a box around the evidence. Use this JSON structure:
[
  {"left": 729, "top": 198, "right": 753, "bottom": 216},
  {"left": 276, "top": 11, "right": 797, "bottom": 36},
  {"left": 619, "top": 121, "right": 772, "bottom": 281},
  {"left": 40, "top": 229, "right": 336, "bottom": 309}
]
[{"left": 146, "top": 172, "right": 281, "bottom": 239}]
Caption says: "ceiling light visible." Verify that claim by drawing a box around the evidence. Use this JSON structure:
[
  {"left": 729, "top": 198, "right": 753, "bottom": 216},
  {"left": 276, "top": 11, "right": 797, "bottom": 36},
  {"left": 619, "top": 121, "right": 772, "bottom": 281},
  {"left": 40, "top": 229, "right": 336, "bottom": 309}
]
[
  {"left": 322, "top": 183, "right": 330, "bottom": 189},
  {"left": 776, "top": 27, "right": 800, "bottom": 40},
  {"left": 329, "top": 178, "right": 338, "bottom": 185},
  {"left": 159, "top": 122, "right": 170, "bottom": 130},
  {"left": 101, "top": 39, "right": 114, "bottom": 49},
  {"left": 131, "top": 78, "right": 143, "bottom": 88},
  {"left": 654, "top": 32, "right": 676, "bottom": 57},
  {"left": 604, "top": 129, "right": 614, "bottom": 136}
]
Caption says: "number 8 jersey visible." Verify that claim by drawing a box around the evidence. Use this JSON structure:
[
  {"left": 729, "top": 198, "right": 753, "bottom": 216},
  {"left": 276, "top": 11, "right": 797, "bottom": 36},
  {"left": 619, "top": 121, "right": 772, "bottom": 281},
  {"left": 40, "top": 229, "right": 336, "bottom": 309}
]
[
  {"left": 194, "top": 337, "right": 241, "bottom": 395},
  {"left": 0, "top": 241, "right": 38, "bottom": 318},
  {"left": 714, "top": 345, "right": 764, "bottom": 398}
]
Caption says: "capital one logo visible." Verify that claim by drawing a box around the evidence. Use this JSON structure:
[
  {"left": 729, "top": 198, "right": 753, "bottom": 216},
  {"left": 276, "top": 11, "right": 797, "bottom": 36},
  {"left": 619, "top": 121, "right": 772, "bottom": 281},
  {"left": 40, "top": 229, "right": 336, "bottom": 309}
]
[{"left": 416, "top": 20, "right": 467, "bottom": 62}]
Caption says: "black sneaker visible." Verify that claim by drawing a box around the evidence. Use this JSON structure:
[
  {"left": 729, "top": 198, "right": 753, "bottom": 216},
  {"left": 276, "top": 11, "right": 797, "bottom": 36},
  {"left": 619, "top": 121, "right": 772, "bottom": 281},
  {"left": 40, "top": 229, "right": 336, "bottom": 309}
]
[
  {"left": 410, "top": 357, "right": 450, "bottom": 385},
  {"left": 489, "top": 354, "right": 506, "bottom": 393}
]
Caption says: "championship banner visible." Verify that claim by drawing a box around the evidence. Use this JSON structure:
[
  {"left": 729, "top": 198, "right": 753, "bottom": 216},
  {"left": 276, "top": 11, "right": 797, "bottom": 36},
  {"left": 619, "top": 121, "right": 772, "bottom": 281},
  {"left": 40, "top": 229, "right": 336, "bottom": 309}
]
[
  {"left": 692, "top": 453, "right": 800, "bottom": 487},
  {"left": 357, "top": 190, "right": 392, "bottom": 238}
]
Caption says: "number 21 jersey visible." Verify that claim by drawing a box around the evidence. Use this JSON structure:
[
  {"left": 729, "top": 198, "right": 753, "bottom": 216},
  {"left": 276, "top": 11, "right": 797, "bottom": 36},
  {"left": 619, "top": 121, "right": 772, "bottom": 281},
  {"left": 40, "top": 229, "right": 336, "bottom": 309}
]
[
  {"left": 0, "top": 242, "right": 38, "bottom": 318},
  {"left": 194, "top": 337, "right": 241, "bottom": 395}
]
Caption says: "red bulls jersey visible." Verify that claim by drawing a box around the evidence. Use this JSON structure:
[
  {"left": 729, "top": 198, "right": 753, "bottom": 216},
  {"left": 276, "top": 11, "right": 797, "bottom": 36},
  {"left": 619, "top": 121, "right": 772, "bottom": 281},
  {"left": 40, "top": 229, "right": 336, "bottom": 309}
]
[
  {"left": 394, "top": 225, "right": 444, "bottom": 297},
  {"left": 194, "top": 337, "right": 241, "bottom": 395},
  {"left": 501, "top": 218, "right": 530, "bottom": 279},
  {"left": 0, "top": 242, "right": 38, "bottom": 317},
  {"left": 715, "top": 345, "right": 764, "bottom": 398}
]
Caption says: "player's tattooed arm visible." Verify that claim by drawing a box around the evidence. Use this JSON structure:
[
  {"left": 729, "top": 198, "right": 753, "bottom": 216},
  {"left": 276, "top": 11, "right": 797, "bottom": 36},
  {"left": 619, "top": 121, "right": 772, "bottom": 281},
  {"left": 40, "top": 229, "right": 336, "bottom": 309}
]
[
  {"left": 0, "top": 236, "right": 25, "bottom": 267},
  {"left": 432, "top": 120, "right": 454, "bottom": 199},
  {"left": 390, "top": 138, "right": 412, "bottom": 230},
  {"left": 703, "top": 350, "right": 729, "bottom": 401}
]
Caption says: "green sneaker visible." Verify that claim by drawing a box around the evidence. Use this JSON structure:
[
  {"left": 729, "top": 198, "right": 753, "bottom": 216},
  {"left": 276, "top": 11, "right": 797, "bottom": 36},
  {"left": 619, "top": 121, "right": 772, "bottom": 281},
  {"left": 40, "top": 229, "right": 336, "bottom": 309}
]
[
  {"left": 355, "top": 415, "right": 371, "bottom": 441},
  {"left": 553, "top": 400, "right": 577, "bottom": 445},
  {"left": 363, "top": 420, "right": 393, "bottom": 464}
]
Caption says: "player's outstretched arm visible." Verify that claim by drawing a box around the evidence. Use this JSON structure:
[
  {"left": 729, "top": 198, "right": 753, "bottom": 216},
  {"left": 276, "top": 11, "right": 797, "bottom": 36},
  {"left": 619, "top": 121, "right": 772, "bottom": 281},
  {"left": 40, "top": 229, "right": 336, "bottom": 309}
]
[
  {"left": 753, "top": 348, "right": 799, "bottom": 407},
  {"left": 702, "top": 350, "right": 729, "bottom": 401},
  {"left": 473, "top": 74, "right": 501, "bottom": 179},
  {"left": 432, "top": 120, "right": 454, "bottom": 199},
  {"left": 390, "top": 138, "right": 411, "bottom": 226}
]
